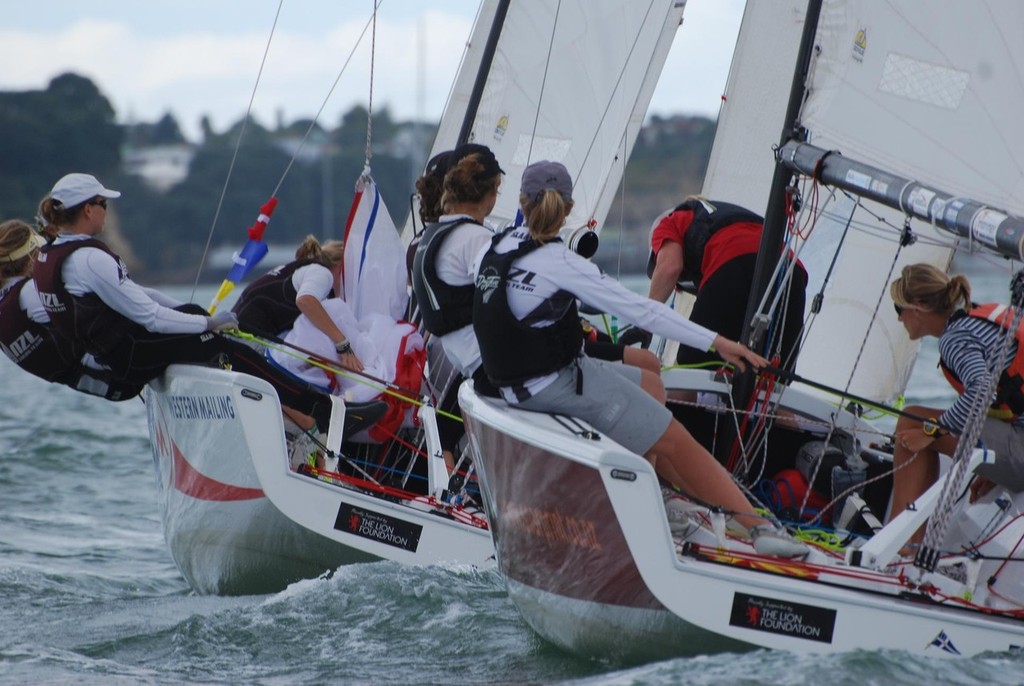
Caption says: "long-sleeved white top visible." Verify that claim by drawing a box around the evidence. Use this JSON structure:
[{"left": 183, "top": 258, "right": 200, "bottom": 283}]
[{"left": 53, "top": 234, "right": 206, "bottom": 334}]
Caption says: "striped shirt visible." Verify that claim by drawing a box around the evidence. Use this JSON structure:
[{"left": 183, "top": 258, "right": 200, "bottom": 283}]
[{"left": 938, "top": 312, "right": 1022, "bottom": 432}]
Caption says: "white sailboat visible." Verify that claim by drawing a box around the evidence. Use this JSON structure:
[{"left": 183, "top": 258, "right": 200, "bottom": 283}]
[
  {"left": 460, "top": 0, "right": 1024, "bottom": 657},
  {"left": 145, "top": 0, "right": 686, "bottom": 595}
]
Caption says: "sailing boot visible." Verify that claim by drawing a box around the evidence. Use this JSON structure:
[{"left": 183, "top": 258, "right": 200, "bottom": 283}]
[{"left": 750, "top": 524, "right": 810, "bottom": 559}]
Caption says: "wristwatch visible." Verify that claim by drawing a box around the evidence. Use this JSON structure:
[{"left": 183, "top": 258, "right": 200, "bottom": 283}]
[
  {"left": 334, "top": 339, "right": 352, "bottom": 354},
  {"left": 922, "top": 418, "right": 948, "bottom": 438}
]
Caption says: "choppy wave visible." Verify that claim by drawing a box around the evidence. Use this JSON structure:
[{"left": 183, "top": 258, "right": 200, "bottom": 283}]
[{"left": 2, "top": 268, "right": 1023, "bottom": 684}]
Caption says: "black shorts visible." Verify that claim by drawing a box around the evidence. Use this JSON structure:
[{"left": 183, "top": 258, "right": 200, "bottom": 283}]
[{"left": 676, "top": 253, "right": 806, "bottom": 371}]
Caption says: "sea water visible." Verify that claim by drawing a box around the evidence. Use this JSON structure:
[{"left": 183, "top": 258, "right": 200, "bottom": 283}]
[{"left": 2, "top": 261, "right": 1024, "bottom": 685}]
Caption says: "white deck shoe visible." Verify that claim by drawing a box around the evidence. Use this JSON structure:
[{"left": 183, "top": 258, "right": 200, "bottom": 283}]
[{"left": 749, "top": 524, "right": 810, "bottom": 559}]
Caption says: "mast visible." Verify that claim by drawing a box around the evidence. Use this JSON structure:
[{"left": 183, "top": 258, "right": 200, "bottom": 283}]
[
  {"left": 739, "top": 0, "right": 823, "bottom": 352},
  {"left": 456, "top": 0, "right": 511, "bottom": 147},
  {"left": 719, "top": 0, "right": 822, "bottom": 474}
]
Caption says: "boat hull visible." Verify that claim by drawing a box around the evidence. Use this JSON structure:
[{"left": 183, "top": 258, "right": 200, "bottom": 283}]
[
  {"left": 461, "top": 375, "right": 1024, "bottom": 657},
  {"left": 146, "top": 364, "right": 493, "bottom": 595},
  {"left": 462, "top": 389, "right": 749, "bottom": 658},
  {"left": 146, "top": 365, "right": 373, "bottom": 594}
]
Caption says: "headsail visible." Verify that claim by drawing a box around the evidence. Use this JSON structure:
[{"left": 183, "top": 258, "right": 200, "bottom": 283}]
[{"left": 408, "top": 0, "right": 686, "bottom": 235}]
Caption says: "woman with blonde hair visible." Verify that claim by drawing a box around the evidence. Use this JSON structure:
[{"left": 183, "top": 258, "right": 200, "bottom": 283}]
[
  {"left": 0, "top": 218, "right": 140, "bottom": 399},
  {"left": 472, "top": 160, "right": 808, "bottom": 558},
  {"left": 233, "top": 234, "right": 362, "bottom": 372},
  {"left": 889, "top": 263, "right": 1024, "bottom": 543}
]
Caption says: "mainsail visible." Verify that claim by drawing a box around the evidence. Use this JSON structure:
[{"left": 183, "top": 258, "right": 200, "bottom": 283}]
[
  {"left": 408, "top": 0, "right": 686, "bottom": 234},
  {"left": 705, "top": 0, "right": 1024, "bottom": 404}
]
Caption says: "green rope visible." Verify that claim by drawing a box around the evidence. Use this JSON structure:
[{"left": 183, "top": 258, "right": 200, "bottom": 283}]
[{"left": 226, "top": 329, "right": 464, "bottom": 424}]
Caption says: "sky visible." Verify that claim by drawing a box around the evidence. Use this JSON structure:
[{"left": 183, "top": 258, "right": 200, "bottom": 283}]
[{"left": 2, "top": 0, "right": 745, "bottom": 142}]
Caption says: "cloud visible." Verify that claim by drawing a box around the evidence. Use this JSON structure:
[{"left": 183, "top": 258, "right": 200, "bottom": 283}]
[{"left": 0, "top": 0, "right": 743, "bottom": 141}]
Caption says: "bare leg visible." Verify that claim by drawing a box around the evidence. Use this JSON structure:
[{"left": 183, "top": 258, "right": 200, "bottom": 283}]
[
  {"left": 623, "top": 347, "right": 663, "bottom": 376},
  {"left": 283, "top": 406, "right": 315, "bottom": 432},
  {"left": 638, "top": 368, "right": 667, "bottom": 405},
  {"left": 890, "top": 404, "right": 959, "bottom": 544},
  {"left": 646, "top": 417, "right": 762, "bottom": 530}
]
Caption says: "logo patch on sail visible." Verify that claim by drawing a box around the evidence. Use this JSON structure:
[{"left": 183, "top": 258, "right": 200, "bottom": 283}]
[
  {"left": 729, "top": 592, "right": 836, "bottom": 643},
  {"left": 494, "top": 115, "right": 509, "bottom": 140},
  {"left": 335, "top": 503, "right": 422, "bottom": 552},
  {"left": 853, "top": 29, "right": 866, "bottom": 62}
]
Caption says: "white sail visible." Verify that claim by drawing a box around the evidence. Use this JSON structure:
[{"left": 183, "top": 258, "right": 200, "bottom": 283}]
[
  {"left": 796, "top": 0, "right": 1024, "bottom": 402},
  {"left": 704, "top": 0, "right": 1024, "bottom": 404},
  {"left": 701, "top": 1, "right": 807, "bottom": 214},
  {"left": 409, "top": 0, "right": 686, "bottom": 234}
]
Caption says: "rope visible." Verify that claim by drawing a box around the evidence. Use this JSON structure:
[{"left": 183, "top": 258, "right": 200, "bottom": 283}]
[
  {"left": 225, "top": 328, "right": 464, "bottom": 424},
  {"left": 190, "top": 0, "right": 285, "bottom": 302},
  {"left": 190, "top": 1, "right": 383, "bottom": 299},
  {"left": 918, "top": 302, "right": 1024, "bottom": 570},
  {"left": 364, "top": 0, "right": 378, "bottom": 166}
]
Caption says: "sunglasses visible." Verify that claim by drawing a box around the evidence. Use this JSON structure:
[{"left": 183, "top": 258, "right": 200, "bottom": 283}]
[
  {"left": 88, "top": 198, "right": 108, "bottom": 209},
  {"left": 893, "top": 303, "right": 904, "bottom": 316}
]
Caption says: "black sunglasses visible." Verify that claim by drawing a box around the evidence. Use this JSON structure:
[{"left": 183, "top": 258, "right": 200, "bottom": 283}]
[
  {"left": 88, "top": 198, "right": 108, "bottom": 209},
  {"left": 893, "top": 303, "right": 904, "bottom": 316}
]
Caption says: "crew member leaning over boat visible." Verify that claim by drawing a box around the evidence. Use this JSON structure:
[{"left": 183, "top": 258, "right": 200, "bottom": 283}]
[
  {"left": 645, "top": 197, "right": 807, "bottom": 370},
  {"left": 472, "top": 160, "right": 809, "bottom": 559},
  {"left": 232, "top": 234, "right": 364, "bottom": 373},
  {"left": 0, "top": 219, "right": 142, "bottom": 400},
  {"left": 32, "top": 172, "right": 338, "bottom": 435},
  {"left": 889, "top": 263, "right": 1024, "bottom": 544}
]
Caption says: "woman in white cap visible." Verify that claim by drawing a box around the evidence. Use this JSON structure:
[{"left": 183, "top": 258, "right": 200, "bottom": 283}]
[
  {"left": 32, "top": 172, "right": 355, "bottom": 435},
  {"left": 0, "top": 218, "right": 141, "bottom": 399},
  {"left": 472, "top": 160, "right": 808, "bottom": 558}
]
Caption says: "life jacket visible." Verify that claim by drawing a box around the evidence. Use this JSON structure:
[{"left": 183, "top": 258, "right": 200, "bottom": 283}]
[
  {"left": 233, "top": 259, "right": 332, "bottom": 335},
  {"left": 410, "top": 219, "right": 476, "bottom": 336},
  {"left": 940, "top": 304, "right": 1024, "bottom": 421},
  {"left": 473, "top": 229, "right": 583, "bottom": 387},
  {"left": 32, "top": 238, "right": 133, "bottom": 358},
  {"left": 646, "top": 198, "right": 764, "bottom": 286},
  {"left": 0, "top": 277, "right": 81, "bottom": 384}
]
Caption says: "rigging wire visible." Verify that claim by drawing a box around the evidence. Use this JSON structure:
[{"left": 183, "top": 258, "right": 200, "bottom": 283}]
[
  {"left": 190, "top": 0, "right": 384, "bottom": 304},
  {"left": 190, "top": 0, "right": 285, "bottom": 303},
  {"left": 364, "top": 0, "right": 377, "bottom": 168}
]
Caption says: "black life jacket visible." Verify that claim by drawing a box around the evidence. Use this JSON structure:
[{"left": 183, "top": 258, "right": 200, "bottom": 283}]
[
  {"left": 411, "top": 219, "right": 476, "bottom": 336},
  {"left": 233, "top": 259, "right": 332, "bottom": 335},
  {"left": 473, "top": 229, "right": 583, "bottom": 387},
  {"left": 32, "top": 238, "right": 133, "bottom": 358},
  {"left": 646, "top": 198, "right": 764, "bottom": 286},
  {"left": 0, "top": 277, "right": 81, "bottom": 384}
]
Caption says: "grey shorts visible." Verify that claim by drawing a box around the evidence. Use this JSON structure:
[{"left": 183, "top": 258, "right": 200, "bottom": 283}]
[
  {"left": 974, "top": 418, "right": 1024, "bottom": 491},
  {"left": 516, "top": 356, "right": 672, "bottom": 456}
]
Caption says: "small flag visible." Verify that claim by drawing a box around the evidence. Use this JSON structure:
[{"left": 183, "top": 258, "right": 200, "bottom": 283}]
[
  {"left": 209, "top": 197, "right": 277, "bottom": 313},
  {"left": 929, "top": 630, "right": 961, "bottom": 655}
]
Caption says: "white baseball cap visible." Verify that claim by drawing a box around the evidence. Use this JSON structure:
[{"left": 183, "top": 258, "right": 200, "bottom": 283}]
[{"left": 50, "top": 173, "right": 121, "bottom": 208}]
